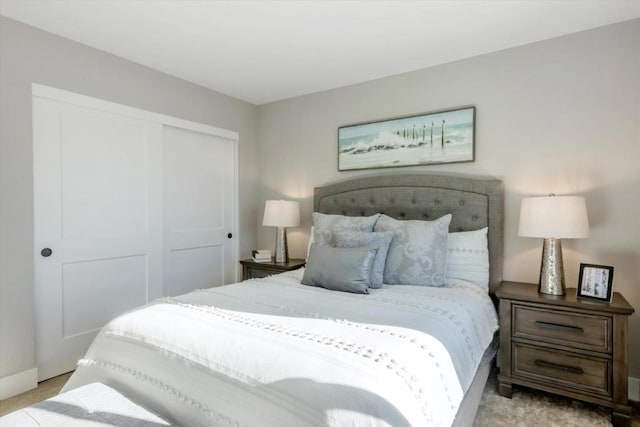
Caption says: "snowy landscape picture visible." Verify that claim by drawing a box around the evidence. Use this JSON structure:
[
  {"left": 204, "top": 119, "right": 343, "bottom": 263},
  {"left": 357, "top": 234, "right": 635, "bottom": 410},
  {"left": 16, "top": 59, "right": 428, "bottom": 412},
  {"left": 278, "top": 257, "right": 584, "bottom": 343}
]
[{"left": 338, "top": 106, "right": 475, "bottom": 171}]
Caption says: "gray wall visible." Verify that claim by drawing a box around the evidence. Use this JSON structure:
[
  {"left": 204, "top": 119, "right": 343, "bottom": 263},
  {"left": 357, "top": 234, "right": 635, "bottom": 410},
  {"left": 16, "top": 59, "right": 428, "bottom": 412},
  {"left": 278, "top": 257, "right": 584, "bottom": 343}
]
[
  {"left": 0, "top": 17, "right": 259, "bottom": 379},
  {"left": 256, "top": 19, "right": 640, "bottom": 377}
]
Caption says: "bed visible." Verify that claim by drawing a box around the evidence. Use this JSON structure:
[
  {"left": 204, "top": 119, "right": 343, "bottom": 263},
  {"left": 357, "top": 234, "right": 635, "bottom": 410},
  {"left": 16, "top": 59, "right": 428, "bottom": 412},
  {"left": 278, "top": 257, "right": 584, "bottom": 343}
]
[{"left": 61, "top": 173, "right": 504, "bottom": 427}]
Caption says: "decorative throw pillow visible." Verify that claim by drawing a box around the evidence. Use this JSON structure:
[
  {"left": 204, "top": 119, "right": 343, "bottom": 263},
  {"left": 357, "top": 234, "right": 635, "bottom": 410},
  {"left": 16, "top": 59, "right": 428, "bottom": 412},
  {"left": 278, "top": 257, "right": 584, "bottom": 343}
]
[
  {"left": 302, "top": 244, "right": 377, "bottom": 294},
  {"left": 374, "top": 214, "right": 452, "bottom": 286},
  {"left": 446, "top": 227, "right": 489, "bottom": 290},
  {"left": 312, "top": 212, "right": 380, "bottom": 247},
  {"left": 334, "top": 231, "right": 394, "bottom": 289}
]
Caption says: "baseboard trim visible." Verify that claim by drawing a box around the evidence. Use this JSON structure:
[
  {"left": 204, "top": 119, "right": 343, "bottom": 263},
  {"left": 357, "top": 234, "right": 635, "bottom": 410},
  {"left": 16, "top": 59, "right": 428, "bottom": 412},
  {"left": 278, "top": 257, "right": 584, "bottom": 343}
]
[
  {"left": 630, "top": 376, "right": 639, "bottom": 402},
  {"left": 0, "top": 367, "right": 38, "bottom": 400}
]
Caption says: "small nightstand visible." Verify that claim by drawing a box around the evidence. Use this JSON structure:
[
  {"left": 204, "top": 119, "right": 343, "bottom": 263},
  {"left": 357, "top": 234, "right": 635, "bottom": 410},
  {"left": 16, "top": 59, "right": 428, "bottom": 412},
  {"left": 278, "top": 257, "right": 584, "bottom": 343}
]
[
  {"left": 239, "top": 258, "right": 305, "bottom": 280},
  {"left": 496, "top": 281, "right": 635, "bottom": 427}
]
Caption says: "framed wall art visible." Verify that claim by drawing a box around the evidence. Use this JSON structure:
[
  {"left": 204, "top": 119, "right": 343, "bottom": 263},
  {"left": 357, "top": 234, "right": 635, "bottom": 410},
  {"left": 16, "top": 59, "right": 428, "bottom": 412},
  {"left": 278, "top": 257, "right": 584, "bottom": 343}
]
[
  {"left": 338, "top": 106, "right": 475, "bottom": 171},
  {"left": 577, "top": 263, "right": 614, "bottom": 302}
]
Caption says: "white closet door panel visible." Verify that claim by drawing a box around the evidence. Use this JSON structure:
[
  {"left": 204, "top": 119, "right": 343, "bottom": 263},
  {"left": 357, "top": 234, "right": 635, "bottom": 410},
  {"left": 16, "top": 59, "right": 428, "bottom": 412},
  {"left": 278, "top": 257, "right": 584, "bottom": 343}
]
[
  {"left": 33, "top": 98, "right": 164, "bottom": 381},
  {"left": 165, "top": 246, "right": 223, "bottom": 297},
  {"left": 60, "top": 110, "right": 149, "bottom": 238},
  {"left": 163, "top": 126, "right": 235, "bottom": 296},
  {"left": 62, "top": 255, "right": 147, "bottom": 337},
  {"left": 164, "top": 128, "right": 224, "bottom": 230}
]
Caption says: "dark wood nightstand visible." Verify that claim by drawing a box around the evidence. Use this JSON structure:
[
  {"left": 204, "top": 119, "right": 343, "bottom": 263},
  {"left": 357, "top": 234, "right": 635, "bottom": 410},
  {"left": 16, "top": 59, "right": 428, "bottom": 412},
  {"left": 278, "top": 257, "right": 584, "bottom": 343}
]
[
  {"left": 239, "top": 258, "right": 305, "bottom": 280},
  {"left": 496, "top": 281, "right": 635, "bottom": 426}
]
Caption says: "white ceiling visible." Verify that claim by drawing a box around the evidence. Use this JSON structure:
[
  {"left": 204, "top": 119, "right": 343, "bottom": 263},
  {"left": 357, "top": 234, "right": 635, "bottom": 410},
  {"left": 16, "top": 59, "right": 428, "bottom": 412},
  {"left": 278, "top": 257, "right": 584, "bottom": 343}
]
[{"left": 1, "top": 1, "right": 639, "bottom": 105}]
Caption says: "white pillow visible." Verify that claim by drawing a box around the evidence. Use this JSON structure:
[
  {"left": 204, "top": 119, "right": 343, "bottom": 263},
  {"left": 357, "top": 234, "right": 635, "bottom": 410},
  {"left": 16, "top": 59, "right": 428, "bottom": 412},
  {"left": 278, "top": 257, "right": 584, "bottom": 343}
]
[{"left": 446, "top": 227, "right": 489, "bottom": 290}]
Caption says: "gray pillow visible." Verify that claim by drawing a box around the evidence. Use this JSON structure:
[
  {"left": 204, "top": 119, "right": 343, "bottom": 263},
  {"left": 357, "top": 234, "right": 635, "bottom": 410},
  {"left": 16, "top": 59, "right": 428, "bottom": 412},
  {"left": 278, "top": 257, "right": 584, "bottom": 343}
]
[
  {"left": 312, "top": 212, "right": 380, "bottom": 247},
  {"left": 374, "top": 214, "right": 452, "bottom": 286},
  {"left": 334, "top": 231, "right": 394, "bottom": 289},
  {"left": 302, "top": 244, "right": 377, "bottom": 294}
]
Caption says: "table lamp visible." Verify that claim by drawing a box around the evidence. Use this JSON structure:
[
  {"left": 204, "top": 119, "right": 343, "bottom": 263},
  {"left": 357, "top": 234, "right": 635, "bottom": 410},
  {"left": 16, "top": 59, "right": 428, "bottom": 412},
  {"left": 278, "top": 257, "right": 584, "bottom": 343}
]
[
  {"left": 518, "top": 194, "right": 589, "bottom": 295},
  {"left": 263, "top": 200, "right": 300, "bottom": 263}
]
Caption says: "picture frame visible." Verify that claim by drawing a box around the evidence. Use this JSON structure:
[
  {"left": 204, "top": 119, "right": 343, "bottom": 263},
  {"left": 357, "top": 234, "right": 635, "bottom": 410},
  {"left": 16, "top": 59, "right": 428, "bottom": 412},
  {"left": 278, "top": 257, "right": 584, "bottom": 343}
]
[
  {"left": 338, "top": 106, "right": 475, "bottom": 171},
  {"left": 577, "top": 263, "right": 614, "bottom": 302}
]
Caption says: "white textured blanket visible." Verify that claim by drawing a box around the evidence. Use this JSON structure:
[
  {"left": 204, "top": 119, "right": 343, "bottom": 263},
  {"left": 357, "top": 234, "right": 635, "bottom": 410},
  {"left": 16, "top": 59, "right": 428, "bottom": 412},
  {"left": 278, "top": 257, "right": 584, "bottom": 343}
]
[{"left": 63, "top": 270, "right": 498, "bottom": 427}]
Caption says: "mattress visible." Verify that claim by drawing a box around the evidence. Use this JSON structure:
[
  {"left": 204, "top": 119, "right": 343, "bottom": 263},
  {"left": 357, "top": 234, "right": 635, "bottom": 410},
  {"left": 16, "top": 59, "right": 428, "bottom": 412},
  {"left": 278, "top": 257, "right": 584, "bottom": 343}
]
[{"left": 63, "top": 269, "right": 498, "bottom": 426}]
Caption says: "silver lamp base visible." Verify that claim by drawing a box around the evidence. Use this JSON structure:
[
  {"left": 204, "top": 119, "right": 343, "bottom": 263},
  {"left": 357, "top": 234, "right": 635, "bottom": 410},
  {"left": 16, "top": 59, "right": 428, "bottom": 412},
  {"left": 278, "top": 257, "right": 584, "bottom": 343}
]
[
  {"left": 274, "top": 226, "right": 288, "bottom": 263},
  {"left": 538, "top": 238, "right": 565, "bottom": 296}
]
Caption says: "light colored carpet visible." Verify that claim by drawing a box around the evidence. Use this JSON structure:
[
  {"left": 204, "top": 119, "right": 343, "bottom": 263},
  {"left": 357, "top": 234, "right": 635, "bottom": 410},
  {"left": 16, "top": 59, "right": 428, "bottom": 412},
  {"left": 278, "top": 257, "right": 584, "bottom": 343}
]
[
  {"left": 473, "top": 372, "right": 636, "bottom": 427},
  {"left": 1, "top": 370, "right": 638, "bottom": 425}
]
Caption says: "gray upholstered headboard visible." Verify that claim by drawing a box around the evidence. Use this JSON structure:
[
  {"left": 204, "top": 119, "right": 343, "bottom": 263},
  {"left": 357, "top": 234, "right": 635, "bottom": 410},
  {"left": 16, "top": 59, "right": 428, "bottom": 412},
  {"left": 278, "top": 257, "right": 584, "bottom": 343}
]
[{"left": 314, "top": 174, "right": 504, "bottom": 292}]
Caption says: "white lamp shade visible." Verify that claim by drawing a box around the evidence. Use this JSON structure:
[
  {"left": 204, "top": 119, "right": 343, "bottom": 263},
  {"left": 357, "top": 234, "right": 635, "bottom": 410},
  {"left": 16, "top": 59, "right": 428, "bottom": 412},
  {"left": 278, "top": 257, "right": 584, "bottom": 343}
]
[
  {"left": 263, "top": 200, "right": 300, "bottom": 227},
  {"left": 519, "top": 196, "right": 589, "bottom": 239}
]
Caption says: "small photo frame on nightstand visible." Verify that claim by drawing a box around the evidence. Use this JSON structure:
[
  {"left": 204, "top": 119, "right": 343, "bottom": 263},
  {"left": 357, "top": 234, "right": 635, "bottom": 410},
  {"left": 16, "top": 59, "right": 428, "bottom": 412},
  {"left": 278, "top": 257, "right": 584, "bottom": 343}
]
[{"left": 577, "top": 263, "right": 614, "bottom": 302}]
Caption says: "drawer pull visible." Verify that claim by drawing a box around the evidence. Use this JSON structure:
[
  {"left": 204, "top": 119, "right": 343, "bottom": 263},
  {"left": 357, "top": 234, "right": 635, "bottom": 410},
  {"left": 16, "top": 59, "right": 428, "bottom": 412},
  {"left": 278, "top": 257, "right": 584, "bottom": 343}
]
[
  {"left": 534, "top": 321, "right": 584, "bottom": 334},
  {"left": 534, "top": 359, "right": 584, "bottom": 375}
]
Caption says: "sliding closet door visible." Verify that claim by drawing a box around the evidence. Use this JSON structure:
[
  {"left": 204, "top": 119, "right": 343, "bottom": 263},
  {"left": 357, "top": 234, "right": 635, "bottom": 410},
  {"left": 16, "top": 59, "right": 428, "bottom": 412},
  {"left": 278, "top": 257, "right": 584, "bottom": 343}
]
[
  {"left": 33, "top": 97, "right": 164, "bottom": 381},
  {"left": 33, "top": 85, "right": 239, "bottom": 381},
  {"left": 163, "top": 126, "right": 236, "bottom": 296}
]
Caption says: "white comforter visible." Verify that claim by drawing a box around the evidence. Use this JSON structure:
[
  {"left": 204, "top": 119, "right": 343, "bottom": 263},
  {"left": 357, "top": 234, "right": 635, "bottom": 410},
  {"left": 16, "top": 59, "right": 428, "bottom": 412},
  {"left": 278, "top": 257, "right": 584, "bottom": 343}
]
[{"left": 63, "top": 270, "right": 498, "bottom": 427}]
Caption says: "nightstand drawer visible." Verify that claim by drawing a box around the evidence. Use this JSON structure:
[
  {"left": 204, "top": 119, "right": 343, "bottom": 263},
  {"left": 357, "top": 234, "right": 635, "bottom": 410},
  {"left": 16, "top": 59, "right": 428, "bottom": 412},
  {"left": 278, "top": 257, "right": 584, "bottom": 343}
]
[
  {"left": 513, "top": 305, "right": 611, "bottom": 352},
  {"left": 513, "top": 343, "right": 611, "bottom": 397}
]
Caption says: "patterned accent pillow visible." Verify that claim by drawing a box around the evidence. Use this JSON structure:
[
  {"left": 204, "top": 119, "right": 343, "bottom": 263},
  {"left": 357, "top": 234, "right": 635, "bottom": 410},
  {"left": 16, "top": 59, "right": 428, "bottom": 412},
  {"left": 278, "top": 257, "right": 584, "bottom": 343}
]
[
  {"left": 302, "top": 244, "right": 377, "bottom": 294},
  {"left": 312, "top": 212, "right": 380, "bottom": 247},
  {"left": 446, "top": 227, "right": 489, "bottom": 290},
  {"left": 374, "top": 214, "right": 452, "bottom": 286},
  {"left": 334, "top": 231, "right": 394, "bottom": 289}
]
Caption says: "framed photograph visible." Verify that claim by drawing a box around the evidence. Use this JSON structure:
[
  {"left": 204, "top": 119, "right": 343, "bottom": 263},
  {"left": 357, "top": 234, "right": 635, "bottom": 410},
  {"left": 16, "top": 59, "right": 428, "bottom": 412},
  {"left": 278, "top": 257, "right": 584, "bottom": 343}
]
[
  {"left": 338, "top": 106, "right": 475, "bottom": 171},
  {"left": 577, "top": 263, "right": 614, "bottom": 302}
]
